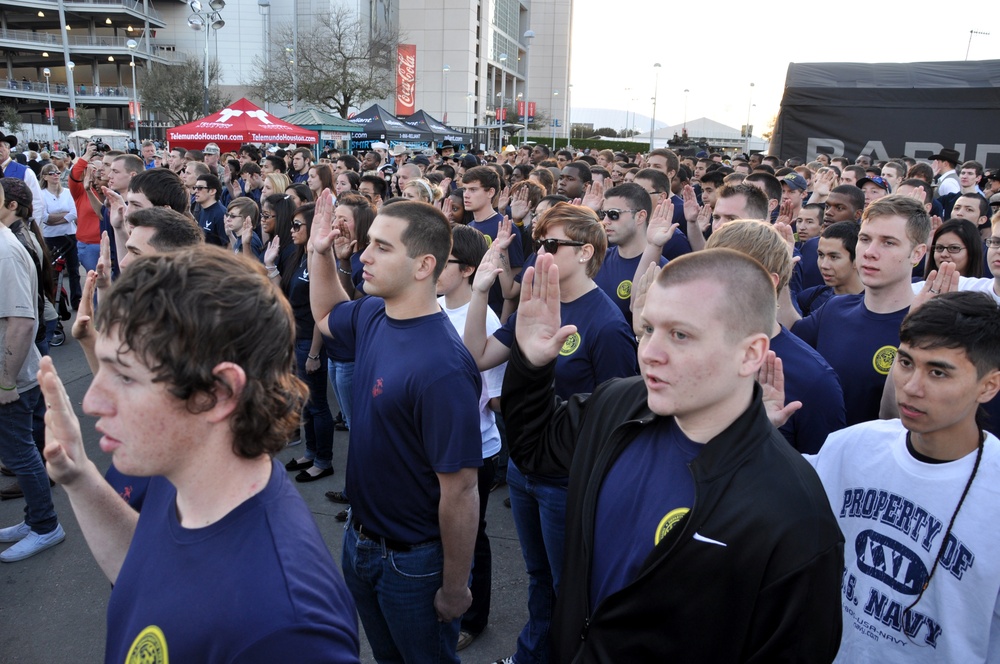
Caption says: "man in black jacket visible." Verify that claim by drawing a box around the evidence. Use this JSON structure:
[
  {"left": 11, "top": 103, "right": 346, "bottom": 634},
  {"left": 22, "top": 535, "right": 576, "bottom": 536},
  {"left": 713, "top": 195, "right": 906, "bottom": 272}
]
[{"left": 502, "top": 248, "right": 844, "bottom": 662}]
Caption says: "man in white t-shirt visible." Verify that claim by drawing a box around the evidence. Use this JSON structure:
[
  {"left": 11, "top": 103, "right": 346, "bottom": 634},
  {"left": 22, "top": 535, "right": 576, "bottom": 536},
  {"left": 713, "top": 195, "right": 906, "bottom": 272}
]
[
  {"left": 808, "top": 291, "right": 1000, "bottom": 663},
  {"left": 435, "top": 224, "right": 506, "bottom": 651}
]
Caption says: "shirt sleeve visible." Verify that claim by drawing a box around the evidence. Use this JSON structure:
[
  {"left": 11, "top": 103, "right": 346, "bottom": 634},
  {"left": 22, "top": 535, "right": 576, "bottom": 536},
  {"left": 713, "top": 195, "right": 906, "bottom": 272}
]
[
  {"left": 790, "top": 305, "right": 822, "bottom": 348},
  {"left": 23, "top": 168, "right": 46, "bottom": 225}
]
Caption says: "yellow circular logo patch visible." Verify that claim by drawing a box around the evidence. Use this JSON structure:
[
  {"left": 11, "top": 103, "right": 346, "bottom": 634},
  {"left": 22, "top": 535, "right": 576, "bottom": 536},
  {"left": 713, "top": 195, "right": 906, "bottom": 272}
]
[
  {"left": 655, "top": 508, "right": 690, "bottom": 545},
  {"left": 126, "top": 625, "right": 168, "bottom": 664},
  {"left": 560, "top": 332, "right": 582, "bottom": 356},
  {"left": 616, "top": 280, "right": 632, "bottom": 300},
  {"left": 484, "top": 234, "right": 493, "bottom": 248},
  {"left": 872, "top": 345, "right": 897, "bottom": 375}
]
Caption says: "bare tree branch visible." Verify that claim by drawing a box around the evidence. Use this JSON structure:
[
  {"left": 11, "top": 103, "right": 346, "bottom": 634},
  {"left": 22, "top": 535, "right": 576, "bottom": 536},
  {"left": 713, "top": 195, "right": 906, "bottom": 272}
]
[
  {"left": 139, "top": 57, "right": 230, "bottom": 124},
  {"left": 244, "top": 6, "right": 398, "bottom": 118}
]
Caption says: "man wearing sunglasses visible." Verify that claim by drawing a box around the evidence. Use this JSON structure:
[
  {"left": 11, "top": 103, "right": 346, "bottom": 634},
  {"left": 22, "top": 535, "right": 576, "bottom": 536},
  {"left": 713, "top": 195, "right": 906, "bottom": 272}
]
[
  {"left": 193, "top": 174, "right": 228, "bottom": 247},
  {"left": 593, "top": 183, "right": 666, "bottom": 328}
]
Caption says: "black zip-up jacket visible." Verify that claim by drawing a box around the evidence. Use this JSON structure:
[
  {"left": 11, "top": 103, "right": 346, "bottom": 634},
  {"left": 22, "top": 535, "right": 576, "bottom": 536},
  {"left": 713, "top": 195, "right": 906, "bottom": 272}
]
[{"left": 502, "top": 342, "right": 845, "bottom": 663}]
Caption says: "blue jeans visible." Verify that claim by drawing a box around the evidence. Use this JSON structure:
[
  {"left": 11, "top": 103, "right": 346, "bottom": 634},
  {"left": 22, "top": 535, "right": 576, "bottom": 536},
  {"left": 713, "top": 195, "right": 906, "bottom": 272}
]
[
  {"left": 507, "top": 460, "right": 568, "bottom": 664},
  {"left": 342, "top": 524, "right": 459, "bottom": 664},
  {"left": 77, "top": 240, "right": 100, "bottom": 273},
  {"left": 0, "top": 386, "right": 58, "bottom": 534},
  {"left": 328, "top": 359, "right": 354, "bottom": 429},
  {"left": 294, "top": 339, "right": 334, "bottom": 469}
]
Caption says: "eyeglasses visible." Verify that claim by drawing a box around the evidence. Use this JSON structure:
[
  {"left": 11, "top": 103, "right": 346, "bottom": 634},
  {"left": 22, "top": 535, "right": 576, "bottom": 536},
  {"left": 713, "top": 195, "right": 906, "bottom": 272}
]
[
  {"left": 596, "top": 208, "right": 640, "bottom": 221},
  {"left": 261, "top": 212, "right": 276, "bottom": 219},
  {"left": 535, "top": 238, "right": 586, "bottom": 254},
  {"left": 291, "top": 221, "right": 305, "bottom": 230},
  {"left": 224, "top": 212, "right": 243, "bottom": 219},
  {"left": 985, "top": 237, "right": 1000, "bottom": 248},
  {"left": 932, "top": 244, "right": 965, "bottom": 255}
]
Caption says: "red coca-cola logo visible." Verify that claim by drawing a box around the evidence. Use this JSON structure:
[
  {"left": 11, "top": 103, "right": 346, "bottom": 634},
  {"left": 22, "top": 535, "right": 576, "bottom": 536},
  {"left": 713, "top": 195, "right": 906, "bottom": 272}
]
[{"left": 397, "top": 53, "right": 415, "bottom": 107}]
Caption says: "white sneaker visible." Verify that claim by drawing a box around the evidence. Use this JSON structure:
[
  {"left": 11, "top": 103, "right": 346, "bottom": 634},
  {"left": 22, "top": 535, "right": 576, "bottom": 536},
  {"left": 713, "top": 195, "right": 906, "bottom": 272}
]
[
  {"left": 494, "top": 658, "right": 515, "bottom": 664},
  {"left": 0, "top": 521, "right": 31, "bottom": 542},
  {"left": 0, "top": 523, "right": 66, "bottom": 562}
]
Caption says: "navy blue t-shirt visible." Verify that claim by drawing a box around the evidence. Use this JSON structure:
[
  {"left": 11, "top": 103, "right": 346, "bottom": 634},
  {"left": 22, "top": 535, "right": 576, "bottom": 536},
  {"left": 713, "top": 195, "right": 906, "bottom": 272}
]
[
  {"left": 770, "top": 326, "right": 846, "bottom": 453},
  {"left": 591, "top": 417, "right": 701, "bottom": 609},
  {"left": 106, "top": 459, "right": 360, "bottom": 664},
  {"left": 285, "top": 254, "right": 313, "bottom": 341},
  {"left": 328, "top": 297, "right": 483, "bottom": 543},
  {"left": 795, "top": 284, "right": 835, "bottom": 318},
  {"left": 797, "top": 236, "right": 824, "bottom": 291},
  {"left": 791, "top": 293, "right": 907, "bottom": 425},
  {"left": 233, "top": 233, "right": 264, "bottom": 261},
  {"left": 494, "top": 286, "right": 638, "bottom": 400},
  {"left": 470, "top": 212, "right": 524, "bottom": 316},
  {"left": 593, "top": 246, "right": 667, "bottom": 330},
  {"left": 104, "top": 463, "right": 150, "bottom": 511},
  {"left": 197, "top": 201, "right": 229, "bottom": 247}
]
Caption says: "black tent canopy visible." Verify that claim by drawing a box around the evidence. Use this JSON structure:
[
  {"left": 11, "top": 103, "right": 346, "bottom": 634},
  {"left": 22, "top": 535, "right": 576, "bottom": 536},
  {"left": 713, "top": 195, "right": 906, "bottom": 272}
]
[
  {"left": 349, "top": 104, "right": 432, "bottom": 148},
  {"left": 771, "top": 60, "right": 1000, "bottom": 169},
  {"left": 401, "top": 110, "right": 471, "bottom": 146}
]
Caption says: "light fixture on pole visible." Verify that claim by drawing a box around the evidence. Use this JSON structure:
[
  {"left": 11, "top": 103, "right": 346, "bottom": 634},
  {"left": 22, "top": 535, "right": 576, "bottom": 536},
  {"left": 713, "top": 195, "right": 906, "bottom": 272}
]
[
  {"left": 42, "top": 67, "right": 54, "bottom": 141},
  {"left": 522, "top": 29, "right": 534, "bottom": 144},
  {"left": 466, "top": 92, "right": 473, "bottom": 130},
  {"left": 498, "top": 53, "right": 508, "bottom": 152},
  {"left": 966, "top": 30, "right": 991, "bottom": 60},
  {"left": 127, "top": 39, "right": 140, "bottom": 144},
  {"left": 745, "top": 82, "right": 754, "bottom": 155},
  {"left": 442, "top": 65, "right": 450, "bottom": 123},
  {"left": 649, "top": 63, "right": 661, "bottom": 151},
  {"left": 187, "top": 0, "right": 226, "bottom": 116}
]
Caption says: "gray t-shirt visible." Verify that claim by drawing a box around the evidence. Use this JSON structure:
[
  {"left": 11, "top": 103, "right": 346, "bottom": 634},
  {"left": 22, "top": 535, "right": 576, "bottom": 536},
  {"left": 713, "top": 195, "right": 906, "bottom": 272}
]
[{"left": 0, "top": 224, "right": 41, "bottom": 392}]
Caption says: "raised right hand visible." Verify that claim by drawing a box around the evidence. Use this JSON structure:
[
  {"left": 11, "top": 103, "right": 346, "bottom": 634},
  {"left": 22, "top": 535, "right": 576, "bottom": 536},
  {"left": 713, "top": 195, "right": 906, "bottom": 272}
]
[
  {"left": 310, "top": 189, "right": 338, "bottom": 255},
  {"left": 515, "top": 253, "right": 578, "bottom": 367},
  {"left": 95, "top": 231, "right": 112, "bottom": 290}
]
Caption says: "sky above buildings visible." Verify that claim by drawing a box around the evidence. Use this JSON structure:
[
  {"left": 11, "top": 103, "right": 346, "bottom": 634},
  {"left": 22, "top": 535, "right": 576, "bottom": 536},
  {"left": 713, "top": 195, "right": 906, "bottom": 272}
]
[{"left": 568, "top": 1, "right": 1000, "bottom": 133}]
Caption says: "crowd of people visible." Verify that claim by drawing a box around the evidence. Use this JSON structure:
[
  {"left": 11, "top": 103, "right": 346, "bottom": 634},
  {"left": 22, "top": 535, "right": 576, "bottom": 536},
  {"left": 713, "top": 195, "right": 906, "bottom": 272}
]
[{"left": 2, "top": 129, "right": 1000, "bottom": 663}]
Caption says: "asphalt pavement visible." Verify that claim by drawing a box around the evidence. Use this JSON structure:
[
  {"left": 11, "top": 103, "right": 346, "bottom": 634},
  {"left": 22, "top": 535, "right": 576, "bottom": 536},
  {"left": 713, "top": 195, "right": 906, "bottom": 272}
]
[{"left": 0, "top": 323, "right": 528, "bottom": 663}]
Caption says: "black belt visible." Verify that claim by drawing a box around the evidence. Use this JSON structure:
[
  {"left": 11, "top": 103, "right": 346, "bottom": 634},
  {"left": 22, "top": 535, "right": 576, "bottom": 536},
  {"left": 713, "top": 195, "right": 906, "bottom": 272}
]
[{"left": 351, "top": 520, "right": 414, "bottom": 552}]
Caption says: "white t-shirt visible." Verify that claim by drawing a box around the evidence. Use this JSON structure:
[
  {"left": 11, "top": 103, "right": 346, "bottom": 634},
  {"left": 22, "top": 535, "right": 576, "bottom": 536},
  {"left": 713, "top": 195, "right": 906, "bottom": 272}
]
[
  {"left": 0, "top": 224, "right": 41, "bottom": 391},
  {"left": 439, "top": 296, "right": 505, "bottom": 458},
  {"left": 41, "top": 187, "right": 78, "bottom": 237},
  {"left": 912, "top": 276, "right": 1000, "bottom": 304},
  {"left": 806, "top": 419, "right": 1000, "bottom": 663}
]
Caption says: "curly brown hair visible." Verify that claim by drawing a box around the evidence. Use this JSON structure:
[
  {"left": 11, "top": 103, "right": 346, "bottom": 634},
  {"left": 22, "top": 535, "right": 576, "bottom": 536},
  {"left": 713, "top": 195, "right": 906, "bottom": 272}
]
[{"left": 95, "top": 245, "right": 307, "bottom": 458}]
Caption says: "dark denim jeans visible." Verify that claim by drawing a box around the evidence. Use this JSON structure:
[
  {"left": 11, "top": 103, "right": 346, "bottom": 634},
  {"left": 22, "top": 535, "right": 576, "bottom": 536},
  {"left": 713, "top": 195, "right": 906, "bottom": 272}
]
[
  {"left": 342, "top": 523, "right": 460, "bottom": 664},
  {"left": 0, "top": 387, "right": 58, "bottom": 534},
  {"left": 294, "top": 339, "right": 334, "bottom": 469},
  {"left": 506, "top": 460, "right": 568, "bottom": 664}
]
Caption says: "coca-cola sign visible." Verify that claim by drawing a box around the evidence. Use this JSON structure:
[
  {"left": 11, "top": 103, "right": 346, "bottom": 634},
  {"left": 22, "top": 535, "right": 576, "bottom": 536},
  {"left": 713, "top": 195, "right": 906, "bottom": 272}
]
[{"left": 395, "top": 44, "right": 417, "bottom": 117}]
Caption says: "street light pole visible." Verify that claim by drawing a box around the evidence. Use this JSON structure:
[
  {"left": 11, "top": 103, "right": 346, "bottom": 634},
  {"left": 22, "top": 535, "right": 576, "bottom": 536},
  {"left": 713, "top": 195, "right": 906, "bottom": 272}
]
[
  {"left": 187, "top": 0, "right": 226, "bottom": 116},
  {"left": 551, "top": 89, "right": 558, "bottom": 150},
  {"left": 649, "top": 62, "right": 661, "bottom": 152},
  {"left": 442, "top": 65, "right": 449, "bottom": 123},
  {"left": 522, "top": 29, "right": 534, "bottom": 144},
  {"left": 127, "top": 39, "right": 139, "bottom": 144},
  {"left": 499, "top": 53, "right": 507, "bottom": 153},
  {"left": 683, "top": 88, "right": 689, "bottom": 134},
  {"left": 43, "top": 68, "right": 53, "bottom": 142},
  {"left": 745, "top": 82, "right": 754, "bottom": 155}
]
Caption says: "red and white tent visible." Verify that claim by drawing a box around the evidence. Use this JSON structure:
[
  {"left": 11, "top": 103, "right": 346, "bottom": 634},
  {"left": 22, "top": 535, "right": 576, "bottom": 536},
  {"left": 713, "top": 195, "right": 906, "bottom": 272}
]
[{"left": 166, "top": 98, "right": 318, "bottom": 152}]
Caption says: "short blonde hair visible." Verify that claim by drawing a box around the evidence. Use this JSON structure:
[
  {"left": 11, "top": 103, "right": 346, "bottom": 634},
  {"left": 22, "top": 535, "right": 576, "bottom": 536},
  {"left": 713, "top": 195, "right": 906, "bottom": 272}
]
[
  {"left": 706, "top": 220, "right": 792, "bottom": 294},
  {"left": 532, "top": 203, "right": 607, "bottom": 278}
]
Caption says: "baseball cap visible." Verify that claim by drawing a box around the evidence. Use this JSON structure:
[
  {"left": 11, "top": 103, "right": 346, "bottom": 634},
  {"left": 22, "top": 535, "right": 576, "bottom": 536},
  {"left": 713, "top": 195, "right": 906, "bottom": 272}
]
[
  {"left": 203, "top": 143, "right": 221, "bottom": 155},
  {"left": 412, "top": 155, "right": 430, "bottom": 166},
  {"left": 781, "top": 173, "right": 809, "bottom": 191},
  {"left": 459, "top": 154, "right": 479, "bottom": 169},
  {"left": 857, "top": 176, "right": 891, "bottom": 192}
]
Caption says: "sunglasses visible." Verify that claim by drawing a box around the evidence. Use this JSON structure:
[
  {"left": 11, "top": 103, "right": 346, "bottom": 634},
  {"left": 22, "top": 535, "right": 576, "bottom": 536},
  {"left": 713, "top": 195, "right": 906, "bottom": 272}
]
[
  {"left": 291, "top": 221, "right": 305, "bottom": 230},
  {"left": 534, "top": 238, "right": 585, "bottom": 254},
  {"left": 261, "top": 212, "right": 276, "bottom": 219},
  {"left": 192, "top": 185, "right": 207, "bottom": 191},
  {"left": 596, "top": 208, "right": 640, "bottom": 221}
]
